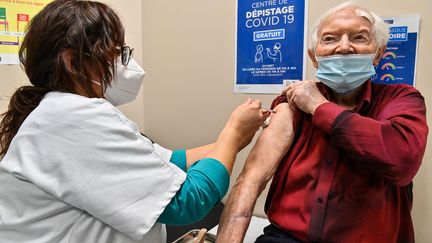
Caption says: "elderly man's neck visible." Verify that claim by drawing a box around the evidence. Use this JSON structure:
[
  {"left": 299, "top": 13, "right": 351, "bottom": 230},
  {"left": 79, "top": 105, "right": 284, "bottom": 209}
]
[{"left": 331, "top": 85, "right": 364, "bottom": 110}]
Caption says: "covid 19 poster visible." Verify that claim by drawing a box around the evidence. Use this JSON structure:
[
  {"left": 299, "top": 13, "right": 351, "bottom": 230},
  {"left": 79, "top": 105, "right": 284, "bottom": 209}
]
[
  {"left": 234, "top": 0, "right": 308, "bottom": 93},
  {"left": 373, "top": 14, "right": 420, "bottom": 86},
  {"left": 0, "top": 0, "right": 52, "bottom": 65}
]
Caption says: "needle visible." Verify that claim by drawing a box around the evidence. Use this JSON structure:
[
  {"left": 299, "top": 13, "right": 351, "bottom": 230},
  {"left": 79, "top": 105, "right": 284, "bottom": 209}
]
[{"left": 262, "top": 107, "right": 276, "bottom": 113}]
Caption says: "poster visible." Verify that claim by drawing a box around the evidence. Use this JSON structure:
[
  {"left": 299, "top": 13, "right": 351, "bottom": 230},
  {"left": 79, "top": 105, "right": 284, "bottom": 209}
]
[
  {"left": 0, "top": 0, "right": 52, "bottom": 65},
  {"left": 372, "top": 14, "right": 420, "bottom": 86},
  {"left": 234, "top": 0, "right": 308, "bottom": 93}
]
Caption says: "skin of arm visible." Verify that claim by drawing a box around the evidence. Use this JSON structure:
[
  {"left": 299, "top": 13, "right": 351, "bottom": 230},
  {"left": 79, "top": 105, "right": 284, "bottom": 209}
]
[
  {"left": 185, "top": 143, "right": 215, "bottom": 169},
  {"left": 184, "top": 98, "right": 269, "bottom": 170},
  {"left": 216, "top": 103, "right": 295, "bottom": 242},
  {"left": 204, "top": 98, "right": 269, "bottom": 174},
  {"left": 185, "top": 132, "right": 261, "bottom": 169},
  {"left": 183, "top": 99, "right": 269, "bottom": 170}
]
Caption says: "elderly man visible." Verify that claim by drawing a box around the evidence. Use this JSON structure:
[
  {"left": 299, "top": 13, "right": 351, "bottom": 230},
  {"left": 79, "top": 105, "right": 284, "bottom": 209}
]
[{"left": 216, "top": 2, "right": 428, "bottom": 243}]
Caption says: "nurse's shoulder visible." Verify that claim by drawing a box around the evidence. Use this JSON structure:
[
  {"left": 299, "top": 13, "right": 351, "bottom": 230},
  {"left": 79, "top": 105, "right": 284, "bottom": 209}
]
[{"left": 27, "top": 91, "right": 137, "bottom": 132}]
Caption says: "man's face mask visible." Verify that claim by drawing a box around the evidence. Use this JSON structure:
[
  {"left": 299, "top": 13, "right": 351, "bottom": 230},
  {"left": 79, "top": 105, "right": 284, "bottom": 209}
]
[
  {"left": 316, "top": 54, "right": 376, "bottom": 94},
  {"left": 104, "top": 57, "right": 146, "bottom": 106}
]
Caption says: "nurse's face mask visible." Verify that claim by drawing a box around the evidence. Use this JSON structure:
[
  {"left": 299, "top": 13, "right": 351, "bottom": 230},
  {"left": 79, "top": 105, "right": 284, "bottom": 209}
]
[
  {"left": 106, "top": 57, "right": 146, "bottom": 106},
  {"left": 93, "top": 46, "right": 146, "bottom": 106}
]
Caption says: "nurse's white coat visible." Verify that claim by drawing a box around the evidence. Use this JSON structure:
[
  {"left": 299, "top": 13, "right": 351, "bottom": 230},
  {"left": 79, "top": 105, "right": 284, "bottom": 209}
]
[{"left": 0, "top": 91, "right": 186, "bottom": 242}]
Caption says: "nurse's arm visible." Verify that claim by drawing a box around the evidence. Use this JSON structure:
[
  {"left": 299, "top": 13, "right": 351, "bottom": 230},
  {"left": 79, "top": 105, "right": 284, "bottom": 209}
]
[
  {"left": 170, "top": 144, "right": 219, "bottom": 172},
  {"left": 216, "top": 103, "right": 295, "bottom": 243},
  {"left": 159, "top": 100, "right": 267, "bottom": 225},
  {"left": 185, "top": 143, "right": 215, "bottom": 169},
  {"left": 185, "top": 133, "right": 257, "bottom": 170}
]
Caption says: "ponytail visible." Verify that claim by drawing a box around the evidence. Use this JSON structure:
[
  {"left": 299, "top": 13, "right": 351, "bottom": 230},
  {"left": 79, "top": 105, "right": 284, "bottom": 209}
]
[{"left": 0, "top": 86, "right": 50, "bottom": 158}]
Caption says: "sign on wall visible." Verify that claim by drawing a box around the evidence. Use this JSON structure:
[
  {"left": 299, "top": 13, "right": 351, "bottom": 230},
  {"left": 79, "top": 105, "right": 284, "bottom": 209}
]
[
  {"left": 373, "top": 14, "right": 420, "bottom": 86},
  {"left": 0, "top": 0, "right": 52, "bottom": 65},
  {"left": 234, "top": 0, "right": 308, "bottom": 93}
]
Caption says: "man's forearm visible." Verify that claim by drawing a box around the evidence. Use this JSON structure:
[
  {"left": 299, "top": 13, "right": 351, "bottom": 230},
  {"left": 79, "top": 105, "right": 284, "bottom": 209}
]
[
  {"left": 216, "top": 146, "right": 276, "bottom": 243},
  {"left": 216, "top": 173, "right": 265, "bottom": 243},
  {"left": 216, "top": 103, "right": 295, "bottom": 242}
]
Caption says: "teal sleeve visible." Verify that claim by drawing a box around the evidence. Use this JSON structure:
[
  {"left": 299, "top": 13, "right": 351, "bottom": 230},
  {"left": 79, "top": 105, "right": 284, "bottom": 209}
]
[
  {"left": 170, "top": 149, "right": 187, "bottom": 172},
  {"left": 157, "top": 158, "right": 230, "bottom": 225}
]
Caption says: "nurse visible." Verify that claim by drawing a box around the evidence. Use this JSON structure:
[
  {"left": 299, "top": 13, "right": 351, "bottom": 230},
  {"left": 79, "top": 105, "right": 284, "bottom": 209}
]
[{"left": 0, "top": 0, "right": 283, "bottom": 242}]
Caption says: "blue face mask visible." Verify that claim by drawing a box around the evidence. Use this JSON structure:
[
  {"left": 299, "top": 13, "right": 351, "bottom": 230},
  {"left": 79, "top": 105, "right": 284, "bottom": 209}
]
[{"left": 316, "top": 54, "right": 376, "bottom": 94}]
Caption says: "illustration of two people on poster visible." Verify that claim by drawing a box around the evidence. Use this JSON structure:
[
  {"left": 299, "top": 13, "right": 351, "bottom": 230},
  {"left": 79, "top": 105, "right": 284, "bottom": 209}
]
[{"left": 255, "top": 42, "right": 282, "bottom": 63}]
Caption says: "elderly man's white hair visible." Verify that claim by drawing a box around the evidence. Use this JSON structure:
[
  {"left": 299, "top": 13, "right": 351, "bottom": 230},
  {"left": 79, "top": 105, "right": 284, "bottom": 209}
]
[{"left": 309, "top": 1, "right": 390, "bottom": 53}]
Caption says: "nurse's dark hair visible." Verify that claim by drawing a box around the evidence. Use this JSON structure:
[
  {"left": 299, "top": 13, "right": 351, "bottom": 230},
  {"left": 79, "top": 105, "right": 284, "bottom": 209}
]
[{"left": 0, "top": 0, "right": 125, "bottom": 157}]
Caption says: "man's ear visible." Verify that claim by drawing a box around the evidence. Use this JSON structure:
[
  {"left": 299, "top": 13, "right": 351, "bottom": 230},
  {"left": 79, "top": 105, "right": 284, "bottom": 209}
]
[
  {"left": 373, "top": 46, "right": 386, "bottom": 66},
  {"left": 308, "top": 49, "right": 318, "bottom": 68}
]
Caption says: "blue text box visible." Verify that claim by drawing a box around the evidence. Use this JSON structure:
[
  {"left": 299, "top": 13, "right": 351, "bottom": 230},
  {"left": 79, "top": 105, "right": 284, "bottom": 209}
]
[
  {"left": 389, "top": 26, "right": 408, "bottom": 41},
  {"left": 253, "top": 29, "right": 285, "bottom": 42}
]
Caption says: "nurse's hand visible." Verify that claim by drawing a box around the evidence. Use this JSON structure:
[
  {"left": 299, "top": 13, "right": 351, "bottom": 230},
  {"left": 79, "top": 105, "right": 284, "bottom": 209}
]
[
  {"left": 209, "top": 98, "right": 269, "bottom": 174},
  {"left": 227, "top": 98, "right": 270, "bottom": 149}
]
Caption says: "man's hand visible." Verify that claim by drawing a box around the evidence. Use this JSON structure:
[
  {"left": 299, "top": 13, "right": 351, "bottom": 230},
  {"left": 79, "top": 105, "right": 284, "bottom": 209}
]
[{"left": 281, "top": 80, "right": 328, "bottom": 115}]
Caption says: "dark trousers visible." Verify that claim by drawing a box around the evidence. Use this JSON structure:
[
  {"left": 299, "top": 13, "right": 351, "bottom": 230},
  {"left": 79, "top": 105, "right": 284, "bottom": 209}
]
[{"left": 255, "top": 224, "right": 303, "bottom": 243}]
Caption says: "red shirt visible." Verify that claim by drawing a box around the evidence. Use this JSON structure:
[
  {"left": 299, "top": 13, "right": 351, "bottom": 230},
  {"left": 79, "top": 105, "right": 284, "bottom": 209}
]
[{"left": 266, "top": 81, "right": 428, "bottom": 243}]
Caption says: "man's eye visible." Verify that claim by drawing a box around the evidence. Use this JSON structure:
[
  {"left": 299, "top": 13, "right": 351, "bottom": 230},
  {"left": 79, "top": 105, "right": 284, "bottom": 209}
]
[
  {"left": 353, "top": 35, "right": 369, "bottom": 43},
  {"left": 321, "top": 36, "right": 337, "bottom": 44}
]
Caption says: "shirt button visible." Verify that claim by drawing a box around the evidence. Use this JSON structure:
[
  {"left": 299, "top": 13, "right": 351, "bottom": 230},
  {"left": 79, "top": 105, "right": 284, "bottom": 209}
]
[
  {"left": 317, "top": 197, "right": 323, "bottom": 204},
  {"left": 327, "top": 160, "right": 333, "bottom": 166}
]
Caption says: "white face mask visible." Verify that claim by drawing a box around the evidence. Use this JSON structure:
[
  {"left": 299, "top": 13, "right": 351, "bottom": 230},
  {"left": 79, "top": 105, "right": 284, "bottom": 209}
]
[{"left": 104, "top": 57, "right": 146, "bottom": 106}]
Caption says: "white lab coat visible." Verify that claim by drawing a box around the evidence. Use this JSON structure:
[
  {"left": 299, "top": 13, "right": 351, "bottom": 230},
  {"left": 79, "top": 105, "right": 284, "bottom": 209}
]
[{"left": 0, "top": 91, "right": 186, "bottom": 242}]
